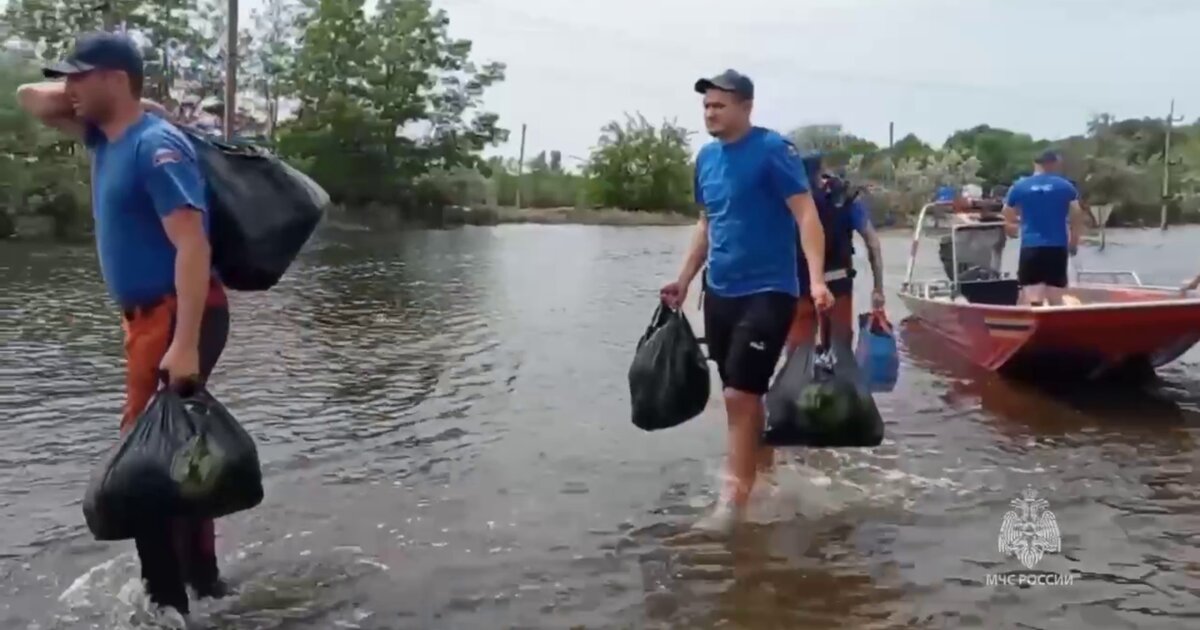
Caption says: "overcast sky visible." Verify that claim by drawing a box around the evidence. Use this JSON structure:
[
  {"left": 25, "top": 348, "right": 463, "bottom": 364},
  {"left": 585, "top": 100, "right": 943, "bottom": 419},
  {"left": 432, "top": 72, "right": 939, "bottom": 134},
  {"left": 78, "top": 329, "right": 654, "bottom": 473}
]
[
  {"left": 12, "top": 0, "right": 1197, "bottom": 160},
  {"left": 419, "top": 0, "right": 1200, "bottom": 162}
]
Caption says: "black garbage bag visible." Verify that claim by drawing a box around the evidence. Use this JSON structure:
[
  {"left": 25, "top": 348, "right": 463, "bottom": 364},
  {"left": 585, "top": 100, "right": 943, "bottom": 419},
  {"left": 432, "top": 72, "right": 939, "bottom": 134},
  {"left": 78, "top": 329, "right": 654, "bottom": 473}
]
[
  {"left": 82, "top": 386, "right": 264, "bottom": 541},
  {"left": 628, "top": 303, "right": 710, "bottom": 431},
  {"left": 184, "top": 128, "right": 329, "bottom": 291},
  {"left": 764, "top": 315, "right": 885, "bottom": 448}
]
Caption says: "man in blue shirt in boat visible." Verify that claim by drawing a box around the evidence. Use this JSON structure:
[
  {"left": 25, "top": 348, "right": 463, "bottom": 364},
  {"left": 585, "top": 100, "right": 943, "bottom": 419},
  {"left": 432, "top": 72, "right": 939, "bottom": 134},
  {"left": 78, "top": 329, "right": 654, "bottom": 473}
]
[
  {"left": 660, "top": 69, "right": 832, "bottom": 534},
  {"left": 1001, "top": 149, "right": 1088, "bottom": 306}
]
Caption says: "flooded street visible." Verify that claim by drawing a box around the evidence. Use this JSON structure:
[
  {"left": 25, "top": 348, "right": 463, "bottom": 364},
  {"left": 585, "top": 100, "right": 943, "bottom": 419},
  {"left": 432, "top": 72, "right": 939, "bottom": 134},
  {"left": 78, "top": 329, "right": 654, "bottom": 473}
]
[{"left": 1, "top": 224, "right": 1198, "bottom": 629}]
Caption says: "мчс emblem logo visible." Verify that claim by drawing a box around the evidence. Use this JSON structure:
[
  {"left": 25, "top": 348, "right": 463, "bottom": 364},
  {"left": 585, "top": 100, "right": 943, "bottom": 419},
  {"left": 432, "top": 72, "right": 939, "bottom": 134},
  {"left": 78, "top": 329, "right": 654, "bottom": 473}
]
[{"left": 998, "top": 486, "right": 1061, "bottom": 570}]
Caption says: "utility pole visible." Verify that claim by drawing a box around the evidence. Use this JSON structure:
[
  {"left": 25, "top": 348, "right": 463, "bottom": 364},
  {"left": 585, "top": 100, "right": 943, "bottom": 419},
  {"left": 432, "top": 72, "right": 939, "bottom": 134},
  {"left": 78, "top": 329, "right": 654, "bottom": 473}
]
[
  {"left": 223, "top": 0, "right": 239, "bottom": 142},
  {"left": 515, "top": 123, "right": 527, "bottom": 209},
  {"left": 1161, "top": 98, "right": 1184, "bottom": 231},
  {"left": 159, "top": 4, "right": 173, "bottom": 102},
  {"left": 887, "top": 121, "right": 896, "bottom": 185},
  {"left": 92, "top": 2, "right": 114, "bottom": 30}
]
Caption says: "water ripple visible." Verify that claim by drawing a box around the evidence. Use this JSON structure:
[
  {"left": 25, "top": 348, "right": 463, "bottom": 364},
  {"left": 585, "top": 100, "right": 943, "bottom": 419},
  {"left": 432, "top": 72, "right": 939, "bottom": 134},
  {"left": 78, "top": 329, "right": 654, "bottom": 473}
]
[{"left": 1, "top": 226, "right": 1198, "bottom": 629}]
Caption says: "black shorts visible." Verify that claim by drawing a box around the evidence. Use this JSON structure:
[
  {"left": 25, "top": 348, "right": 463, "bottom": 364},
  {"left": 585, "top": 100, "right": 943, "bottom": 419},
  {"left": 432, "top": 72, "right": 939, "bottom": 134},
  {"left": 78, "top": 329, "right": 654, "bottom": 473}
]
[
  {"left": 1017, "top": 246, "right": 1069, "bottom": 288},
  {"left": 702, "top": 290, "right": 796, "bottom": 395}
]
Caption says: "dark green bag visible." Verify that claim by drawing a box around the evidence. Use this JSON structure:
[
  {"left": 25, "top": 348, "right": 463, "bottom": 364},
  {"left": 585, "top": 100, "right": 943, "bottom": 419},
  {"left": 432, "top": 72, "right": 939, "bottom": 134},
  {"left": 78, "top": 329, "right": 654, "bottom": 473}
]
[
  {"left": 183, "top": 127, "right": 328, "bottom": 291},
  {"left": 82, "top": 386, "right": 264, "bottom": 541},
  {"left": 628, "top": 303, "right": 710, "bottom": 431},
  {"left": 763, "top": 314, "right": 885, "bottom": 447}
]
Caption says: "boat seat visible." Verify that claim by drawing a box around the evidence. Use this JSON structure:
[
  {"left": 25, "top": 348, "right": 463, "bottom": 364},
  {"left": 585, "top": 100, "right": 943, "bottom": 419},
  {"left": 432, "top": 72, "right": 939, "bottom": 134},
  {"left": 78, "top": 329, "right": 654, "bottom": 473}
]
[{"left": 958, "top": 279, "right": 1020, "bottom": 305}]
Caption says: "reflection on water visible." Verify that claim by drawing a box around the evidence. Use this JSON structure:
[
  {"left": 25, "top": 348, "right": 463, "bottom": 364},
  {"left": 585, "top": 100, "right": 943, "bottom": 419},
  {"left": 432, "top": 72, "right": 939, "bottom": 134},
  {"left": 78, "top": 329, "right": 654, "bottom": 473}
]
[{"left": 0, "top": 225, "right": 1198, "bottom": 629}]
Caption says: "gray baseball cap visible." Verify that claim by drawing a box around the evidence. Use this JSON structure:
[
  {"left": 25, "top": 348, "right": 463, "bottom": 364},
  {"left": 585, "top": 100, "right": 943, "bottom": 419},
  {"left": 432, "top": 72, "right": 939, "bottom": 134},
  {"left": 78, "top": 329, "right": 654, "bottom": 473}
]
[{"left": 694, "top": 69, "right": 754, "bottom": 100}]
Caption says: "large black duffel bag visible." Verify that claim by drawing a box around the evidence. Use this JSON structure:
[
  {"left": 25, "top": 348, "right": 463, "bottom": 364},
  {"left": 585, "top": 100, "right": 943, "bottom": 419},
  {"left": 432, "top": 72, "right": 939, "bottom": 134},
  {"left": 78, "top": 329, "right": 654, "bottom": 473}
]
[{"left": 184, "top": 129, "right": 329, "bottom": 291}]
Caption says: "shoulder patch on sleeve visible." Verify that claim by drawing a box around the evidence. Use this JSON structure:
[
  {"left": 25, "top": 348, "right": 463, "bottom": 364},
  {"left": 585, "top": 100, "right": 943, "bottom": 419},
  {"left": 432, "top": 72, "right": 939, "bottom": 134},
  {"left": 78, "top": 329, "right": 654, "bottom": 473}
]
[{"left": 152, "top": 147, "right": 183, "bottom": 167}]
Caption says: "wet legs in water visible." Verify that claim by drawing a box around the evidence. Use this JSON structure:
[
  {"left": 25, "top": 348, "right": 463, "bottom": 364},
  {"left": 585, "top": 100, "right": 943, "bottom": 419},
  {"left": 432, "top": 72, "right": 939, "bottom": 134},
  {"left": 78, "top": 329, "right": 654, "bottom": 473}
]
[{"left": 724, "top": 388, "right": 768, "bottom": 510}]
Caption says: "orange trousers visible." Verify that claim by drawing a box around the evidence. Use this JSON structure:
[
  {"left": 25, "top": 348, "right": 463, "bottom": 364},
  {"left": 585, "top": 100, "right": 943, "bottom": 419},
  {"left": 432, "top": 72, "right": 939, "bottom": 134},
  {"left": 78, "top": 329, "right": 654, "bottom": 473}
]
[
  {"left": 119, "top": 283, "right": 229, "bottom": 613},
  {"left": 785, "top": 292, "right": 854, "bottom": 353}
]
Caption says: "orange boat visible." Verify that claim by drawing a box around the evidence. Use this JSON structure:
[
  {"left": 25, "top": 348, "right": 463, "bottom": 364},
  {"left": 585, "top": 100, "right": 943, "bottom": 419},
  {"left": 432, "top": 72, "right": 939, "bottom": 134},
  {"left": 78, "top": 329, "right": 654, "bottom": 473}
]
[{"left": 897, "top": 202, "right": 1200, "bottom": 380}]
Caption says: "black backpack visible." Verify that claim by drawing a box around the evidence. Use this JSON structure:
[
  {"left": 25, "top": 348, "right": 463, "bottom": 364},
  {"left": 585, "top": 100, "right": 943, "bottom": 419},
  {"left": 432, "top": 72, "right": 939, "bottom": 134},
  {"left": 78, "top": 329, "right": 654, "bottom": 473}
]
[
  {"left": 184, "top": 129, "right": 329, "bottom": 291},
  {"left": 796, "top": 160, "right": 858, "bottom": 285}
]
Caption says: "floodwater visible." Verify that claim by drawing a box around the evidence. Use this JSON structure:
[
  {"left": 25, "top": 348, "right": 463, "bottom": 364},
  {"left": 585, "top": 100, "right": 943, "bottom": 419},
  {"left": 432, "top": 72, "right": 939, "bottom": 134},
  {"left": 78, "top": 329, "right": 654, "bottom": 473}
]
[{"left": 1, "top": 224, "right": 1198, "bottom": 630}]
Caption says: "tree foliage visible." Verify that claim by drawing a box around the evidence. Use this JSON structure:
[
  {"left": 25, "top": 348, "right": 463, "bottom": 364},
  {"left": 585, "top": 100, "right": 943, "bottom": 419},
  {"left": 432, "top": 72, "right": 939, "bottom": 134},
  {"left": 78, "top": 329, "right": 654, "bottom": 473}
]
[
  {"left": 1, "top": 0, "right": 1198, "bottom": 236},
  {"left": 0, "top": 53, "right": 90, "bottom": 239},
  {"left": 277, "top": 0, "right": 507, "bottom": 214},
  {"left": 1, "top": 0, "right": 511, "bottom": 235},
  {"left": 584, "top": 114, "right": 694, "bottom": 213},
  {"left": 943, "top": 124, "right": 1047, "bottom": 187}
]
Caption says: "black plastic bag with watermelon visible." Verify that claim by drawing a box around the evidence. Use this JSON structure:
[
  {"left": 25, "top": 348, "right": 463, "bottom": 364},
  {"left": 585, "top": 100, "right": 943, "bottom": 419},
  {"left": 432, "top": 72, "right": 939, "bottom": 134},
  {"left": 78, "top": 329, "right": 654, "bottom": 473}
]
[
  {"left": 82, "top": 385, "right": 264, "bottom": 541},
  {"left": 763, "top": 314, "right": 884, "bottom": 448}
]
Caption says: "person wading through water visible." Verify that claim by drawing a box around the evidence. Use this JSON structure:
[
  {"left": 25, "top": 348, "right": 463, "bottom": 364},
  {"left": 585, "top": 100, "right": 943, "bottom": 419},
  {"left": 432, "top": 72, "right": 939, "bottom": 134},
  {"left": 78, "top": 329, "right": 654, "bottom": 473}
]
[
  {"left": 785, "top": 156, "right": 886, "bottom": 355},
  {"left": 17, "top": 31, "right": 232, "bottom": 617},
  {"left": 660, "top": 69, "right": 832, "bottom": 534}
]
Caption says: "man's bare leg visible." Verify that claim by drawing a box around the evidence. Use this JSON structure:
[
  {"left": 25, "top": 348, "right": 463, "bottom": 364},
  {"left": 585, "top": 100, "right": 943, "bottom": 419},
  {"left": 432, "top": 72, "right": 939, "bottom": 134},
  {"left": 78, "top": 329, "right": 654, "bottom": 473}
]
[
  {"left": 757, "top": 444, "right": 775, "bottom": 473},
  {"left": 1044, "top": 285, "right": 1065, "bottom": 305},
  {"left": 696, "top": 388, "right": 764, "bottom": 534},
  {"left": 1022, "top": 283, "right": 1047, "bottom": 305},
  {"left": 725, "top": 388, "right": 764, "bottom": 508}
]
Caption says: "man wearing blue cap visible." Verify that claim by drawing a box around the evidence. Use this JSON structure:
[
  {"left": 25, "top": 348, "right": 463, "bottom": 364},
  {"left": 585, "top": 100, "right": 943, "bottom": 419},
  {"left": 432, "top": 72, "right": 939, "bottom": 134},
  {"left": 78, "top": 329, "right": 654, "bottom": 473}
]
[
  {"left": 1001, "top": 149, "right": 1087, "bottom": 306},
  {"left": 16, "top": 31, "right": 230, "bottom": 616},
  {"left": 660, "top": 69, "right": 831, "bottom": 534}
]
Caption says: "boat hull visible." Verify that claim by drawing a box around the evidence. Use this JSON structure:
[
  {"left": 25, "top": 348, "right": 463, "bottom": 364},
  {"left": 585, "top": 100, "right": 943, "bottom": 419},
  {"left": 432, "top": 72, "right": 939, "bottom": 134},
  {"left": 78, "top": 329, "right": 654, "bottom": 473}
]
[{"left": 898, "top": 290, "right": 1200, "bottom": 378}]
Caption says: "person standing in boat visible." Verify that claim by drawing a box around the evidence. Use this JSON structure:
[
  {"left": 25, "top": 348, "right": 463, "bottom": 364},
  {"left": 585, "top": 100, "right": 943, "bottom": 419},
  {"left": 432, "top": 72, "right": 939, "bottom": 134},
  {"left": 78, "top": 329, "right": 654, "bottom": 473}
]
[
  {"left": 659, "top": 69, "right": 832, "bottom": 534},
  {"left": 16, "top": 32, "right": 231, "bottom": 618},
  {"left": 1001, "top": 149, "right": 1087, "bottom": 306}
]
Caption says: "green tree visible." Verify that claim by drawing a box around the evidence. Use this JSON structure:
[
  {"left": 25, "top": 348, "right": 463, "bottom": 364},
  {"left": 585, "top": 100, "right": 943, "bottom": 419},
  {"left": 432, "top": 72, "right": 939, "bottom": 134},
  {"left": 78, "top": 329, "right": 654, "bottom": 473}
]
[
  {"left": 889, "top": 133, "right": 934, "bottom": 162},
  {"left": 247, "top": 0, "right": 304, "bottom": 140},
  {"left": 0, "top": 54, "right": 90, "bottom": 239},
  {"left": 278, "top": 0, "right": 507, "bottom": 215},
  {"left": 788, "top": 123, "right": 879, "bottom": 169},
  {"left": 943, "top": 124, "right": 1047, "bottom": 187},
  {"left": 135, "top": 0, "right": 198, "bottom": 101},
  {"left": 584, "top": 114, "right": 694, "bottom": 212}
]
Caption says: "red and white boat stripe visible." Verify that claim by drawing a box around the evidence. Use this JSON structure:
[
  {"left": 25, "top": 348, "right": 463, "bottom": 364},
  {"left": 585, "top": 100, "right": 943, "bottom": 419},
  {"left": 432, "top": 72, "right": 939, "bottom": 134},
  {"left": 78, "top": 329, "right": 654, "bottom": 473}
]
[{"left": 982, "top": 315, "right": 1033, "bottom": 339}]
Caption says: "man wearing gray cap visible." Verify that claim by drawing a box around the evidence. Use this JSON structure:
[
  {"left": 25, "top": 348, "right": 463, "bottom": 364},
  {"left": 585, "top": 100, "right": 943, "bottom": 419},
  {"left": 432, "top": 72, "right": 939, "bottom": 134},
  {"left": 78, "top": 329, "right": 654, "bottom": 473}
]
[
  {"left": 1001, "top": 149, "right": 1087, "bottom": 305},
  {"left": 661, "top": 69, "right": 831, "bottom": 533}
]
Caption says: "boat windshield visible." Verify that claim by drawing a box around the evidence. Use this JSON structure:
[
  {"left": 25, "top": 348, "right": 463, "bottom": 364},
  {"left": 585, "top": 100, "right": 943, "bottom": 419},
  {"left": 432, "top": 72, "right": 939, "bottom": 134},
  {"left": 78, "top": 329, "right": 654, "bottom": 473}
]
[{"left": 938, "top": 223, "right": 1007, "bottom": 282}]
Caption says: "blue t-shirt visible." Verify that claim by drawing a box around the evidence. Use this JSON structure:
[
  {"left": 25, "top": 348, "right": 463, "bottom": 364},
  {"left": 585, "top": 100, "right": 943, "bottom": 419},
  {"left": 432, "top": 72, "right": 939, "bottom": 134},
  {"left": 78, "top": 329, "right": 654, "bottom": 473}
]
[
  {"left": 86, "top": 114, "right": 209, "bottom": 306},
  {"left": 694, "top": 127, "right": 810, "bottom": 298},
  {"left": 848, "top": 198, "right": 869, "bottom": 233},
  {"left": 1004, "top": 173, "right": 1077, "bottom": 248}
]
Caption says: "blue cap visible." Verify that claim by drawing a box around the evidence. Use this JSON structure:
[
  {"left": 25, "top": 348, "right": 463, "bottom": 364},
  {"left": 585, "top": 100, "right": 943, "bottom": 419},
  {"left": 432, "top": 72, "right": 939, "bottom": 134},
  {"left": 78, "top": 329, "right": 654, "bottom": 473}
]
[
  {"left": 1034, "top": 148, "right": 1062, "bottom": 165},
  {"left": 42, "top": 31, "right": 144, "bottom": 80},
  {"left": 694, "top": 69, "right": 755, "bottom": 100}
]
